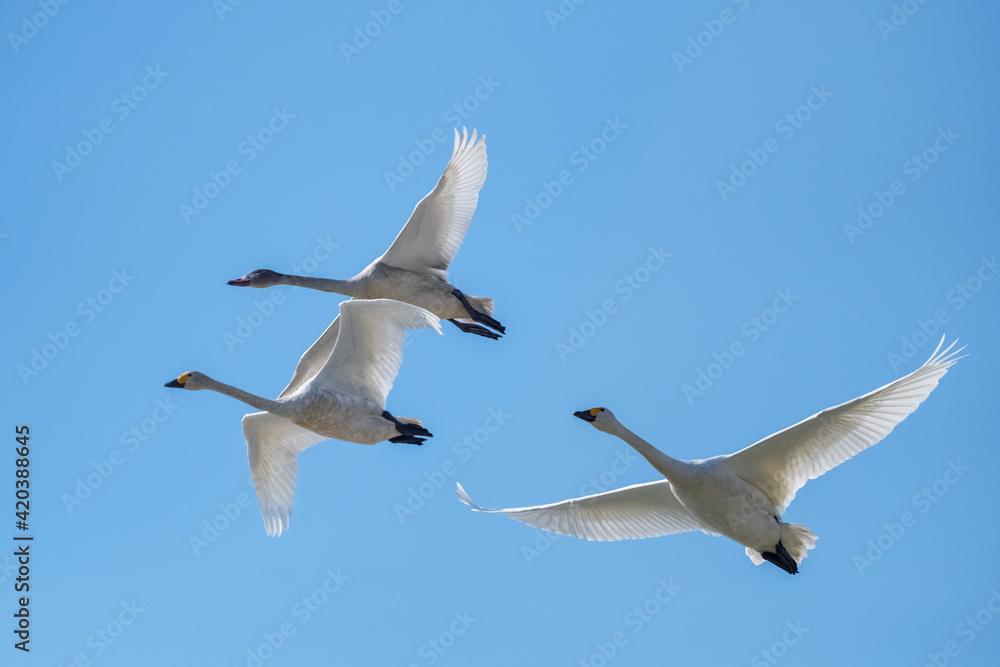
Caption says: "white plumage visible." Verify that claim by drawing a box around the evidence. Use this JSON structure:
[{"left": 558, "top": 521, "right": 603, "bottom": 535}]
[
  {"left": 166, "top": 299, "right": 442, "bottom": 536},
  {"left": 458, "top": 337, "right": 963, "bottom": 574},
  {"left": 227, "top": 128, "right": 504, "bottom": 339}
]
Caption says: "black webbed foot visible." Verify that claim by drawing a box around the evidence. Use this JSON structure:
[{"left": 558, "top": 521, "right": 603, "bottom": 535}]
[{"left": 451, "top": 289, "right": 505, "bottom": 334}]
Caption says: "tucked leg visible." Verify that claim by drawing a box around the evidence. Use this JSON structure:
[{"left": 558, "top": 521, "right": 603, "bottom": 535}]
[
  {"left": 448, "top": 319, "right": 501, "bottom": 340},
  {"left": 452, "top": 289, "right": 505, "bottom": 334}
]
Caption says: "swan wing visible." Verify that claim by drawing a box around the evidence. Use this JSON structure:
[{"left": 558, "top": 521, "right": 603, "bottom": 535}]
[
  {"left": 378, "top": 128, "right": 487, "bottom": 278},
  {"left": 278, "top": 315, "right": 342, "bottom": 399},
  {"left": 723, "top": 337, "right": 964, "bottom": 513},
  {"left": 309, "top": 299, "right": 442, "bottom": 410},
  {"left": 455, "top": 480, "right": 707, "bottom": 541},
  {"left": 243, "top": 412, "right": 326, "bottom": 537}
]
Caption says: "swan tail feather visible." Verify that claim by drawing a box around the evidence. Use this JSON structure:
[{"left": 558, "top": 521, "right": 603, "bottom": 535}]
[
  {"left": 745, "top": 524, "right": 817, "bottom": 570},
  {"left": 466, "top": 295, "right": 494, "bottom": 317},
  {"left": 781, "top": 522, "right": 818, "bottom": 565}
]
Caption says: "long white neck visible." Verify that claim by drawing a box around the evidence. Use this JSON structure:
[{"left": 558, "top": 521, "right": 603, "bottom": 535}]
[
  {"left": 606, "top": 419, "right": 687, "bottom": 480},
  {"left": 201, "top": 376, "right": 283, "bottom": 415},
  {"left": 278, "top": 273, "right": 364, "bottom": 297}
]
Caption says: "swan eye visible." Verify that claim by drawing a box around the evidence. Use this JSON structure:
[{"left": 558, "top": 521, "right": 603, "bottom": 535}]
[{"left": 178, "top": 372, "right": 191, "bottom": 384}]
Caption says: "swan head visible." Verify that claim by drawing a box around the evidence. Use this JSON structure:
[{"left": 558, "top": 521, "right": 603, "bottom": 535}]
[
  {"left": 573, "top": 407, "right": 619, "bottom": 434},
  {"left": 164, "top": 371, "right": 210, "bottom": 390},
  {"left": 227, "top": 269, "right": 282, "bottom": 288}
]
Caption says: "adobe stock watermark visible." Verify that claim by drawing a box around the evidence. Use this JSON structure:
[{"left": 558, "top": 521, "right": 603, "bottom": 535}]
[
  {"left": 887, "top": 254, "right": 996, "bottom": 371},
  {"left": 545, "top": 0, "right": 588, "bottom": 31},
  {"left": 853, "top": 459, "right": 969, "bottom": 576},
  {"left": 17, "top": 268, "right": 135, "bottom": 386},
  {"left": 576, "top": 578, "right": 681, "bottom": 667},
  {"left": 178, "top": 106, "right": 295, "bottom": 223},
  {"left": 750, "top": 620, "right": 809, "bottom": 667},
  {"left": 188, "top": 476, "right": 256, "bottom": 556},
  {"left": 51, "top": 66, "right": 169, "bottom": 182},
  {"left": 877, "top": 0, "right": 933, "bottom": 41},
  {"left": 555, "top": 245, "right": 671, "bottom": 362},
  {"left": 0, "top": 556, "right": 18, "bottom": 586},
  {"left": 7, "top": 0, "right": 73, "bottom": 54},
  {"left": 61, "top": 396, "right": 180, "bottom": 514},
  {"left": 340, "top": 0, "right": 414, "bottom": 63},
  {"left": 921, "top": 587, "right": 1000, "bottom": 667},
  {"left": 671, "top": 0, "right": 756, "bottom": 74},
  {"left": 233, "top": 567, "right": 350, "bottom": 667},
  {"left": 394, "top": 407, "right": 511, "bottom": 524},
  {"left": 214, "top": 0, "right": 246, "bottom": 21},
  {"left": 511, "top": 116, "right": 628, "bottom": 233},
  {"left": 384, "top": 75, "right": 502, "bottom": 192},
  {"left": 522, "top": 447, "right": 642, "bottom": 567},
  {"left": 716, "top": 85, "right": 833, "bottom": 202},
  {"left": 57, "top": 600, "right": 145, "bottom": 666},
  {"left": 681, "top": 288, "right": 799, "bottom": 404},
  {"left": 223, "top": 235, "right": 340, "bottom": 353},
  {"left": 844, "top": 127, "right": 960, "bottom": 244},
  {"left": 406, "top": 611, "right": 477, "bottom": 667}
]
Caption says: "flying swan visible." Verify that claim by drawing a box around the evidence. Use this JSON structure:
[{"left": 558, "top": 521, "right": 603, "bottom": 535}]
[
  {"left": 227, "top": 128, "right": 504, "bottom": 340},
  {"left": 456, "top": 337, "right": 963, "bottom": 574},
  {"left": 166, "top": 299, "right": 442, "bottom": 536}
]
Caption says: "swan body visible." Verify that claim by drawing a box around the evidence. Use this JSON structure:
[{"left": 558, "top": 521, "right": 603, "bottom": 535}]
[
  {"left": 229, "top": 128, "right": 503, "bottom": 339},
  {"left": 457, "top": 337, "right": 964, "bottom": 574},
  {"left": 166, "top": 298, "right": 443, "bottom": 536}
]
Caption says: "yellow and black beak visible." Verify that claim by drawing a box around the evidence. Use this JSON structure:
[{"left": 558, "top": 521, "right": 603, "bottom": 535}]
[
  {"left": 164, "top": 373, "right": 190, "bottom": 389},
  {"left": 573, "top": 408, "right": 600, "bottom": 423}
]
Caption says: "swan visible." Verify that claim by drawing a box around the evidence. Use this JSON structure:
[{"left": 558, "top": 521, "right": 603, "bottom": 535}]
[
  {"left": 456, "top": 337, "right": 963, "bottom": 574},
  {"left": 227, "top": 128, "right": 504, "bottom": 340},
  {"left": 165, "top": 298, "right": 442, "bottom": 536}
]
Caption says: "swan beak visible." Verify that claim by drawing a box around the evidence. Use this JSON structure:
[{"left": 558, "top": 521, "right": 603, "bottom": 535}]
[
  {"left": 573, "top": 410, "right": 596, "bottom": 423},
  {"left": 227, "top": 275, "right": 251, "bottom": 286},
  {"left": 164, "top": 379, "right": 184, "bottom": 388}
]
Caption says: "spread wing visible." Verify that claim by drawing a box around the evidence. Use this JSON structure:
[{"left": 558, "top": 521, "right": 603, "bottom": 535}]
[
  {"left": 456, "top": 480, "right": 708, "bottom": 541},
  {"left": 307, "top": 299, "right": 442, "bottom": 410},
  {"left": 278, "top": 314, "right": 343, "bottom": 399},
  {"left": 378, "top": 128, "right": 487, "bottom": 279},
  {"left": 723, "top": 337, "right": 963, "bottom": 513},
  {"left": 243, "top": 412, "right": 327, "bottom": 537}
]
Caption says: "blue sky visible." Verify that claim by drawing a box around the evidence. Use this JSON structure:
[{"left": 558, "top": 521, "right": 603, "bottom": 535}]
[{"left": 6, "top": 1, "right": 1000, "bottom": 665}]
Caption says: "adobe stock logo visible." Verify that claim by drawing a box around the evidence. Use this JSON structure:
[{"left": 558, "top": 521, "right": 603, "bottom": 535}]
[
  {"left": 715, "top": 85, "right": 833, "bottom": 202},
  {"left": 51, "top": 66, "right": 169, "bottom": 182},
  {"left": 7, "top": 0, "right": 72, "bottom": 54}
]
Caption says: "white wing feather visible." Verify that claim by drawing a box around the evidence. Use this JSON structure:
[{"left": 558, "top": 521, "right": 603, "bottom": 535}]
[
  {"left": 456, "top": 481, "right": 707, "bottom": 541},
  {"left": 278, "top": 315, "right": 342, "bottom": 399},
  {"left": 378, "top": 128, "right": 487, "bottom": 279},
  {"left": 243, "top": 412, "right": 326, "bottom": 537},
  {"left": 723, "top": 337, "right": 964, "bottom": 513},
  {"left": 308, "top": 299, "right": 442, "bottom": 410}
]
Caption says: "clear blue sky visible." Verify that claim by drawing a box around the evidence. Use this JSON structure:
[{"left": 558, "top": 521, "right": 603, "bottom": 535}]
[{"left": 6, "top": 1, "right": 1000, "bottom": 665}]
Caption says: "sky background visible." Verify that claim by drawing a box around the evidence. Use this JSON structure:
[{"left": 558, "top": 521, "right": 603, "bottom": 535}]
[{"left": 5, "top": 1, "right": 1000, "bottom": 665}]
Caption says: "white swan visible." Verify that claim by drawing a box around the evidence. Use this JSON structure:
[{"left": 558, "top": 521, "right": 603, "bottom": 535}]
[
  {"left": 227, "top": 128, "right": 504, "bottom": 339},
  {"left": 165, "top": 299, "right": 443, "bottom": 536},
  {"left": 457, "top": 337, "right": 964, "bottom": 574}
]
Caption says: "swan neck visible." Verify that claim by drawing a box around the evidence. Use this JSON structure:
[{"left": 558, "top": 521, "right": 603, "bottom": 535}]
[
  {"left": 609, "top": 421, "right": 683, "bottom": 477},
  {"left": 203, "top": 377, "right": 281, "bottom": 414},
  {"left": 283, "top": 274, "right": 361, "bottom": 296}
]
